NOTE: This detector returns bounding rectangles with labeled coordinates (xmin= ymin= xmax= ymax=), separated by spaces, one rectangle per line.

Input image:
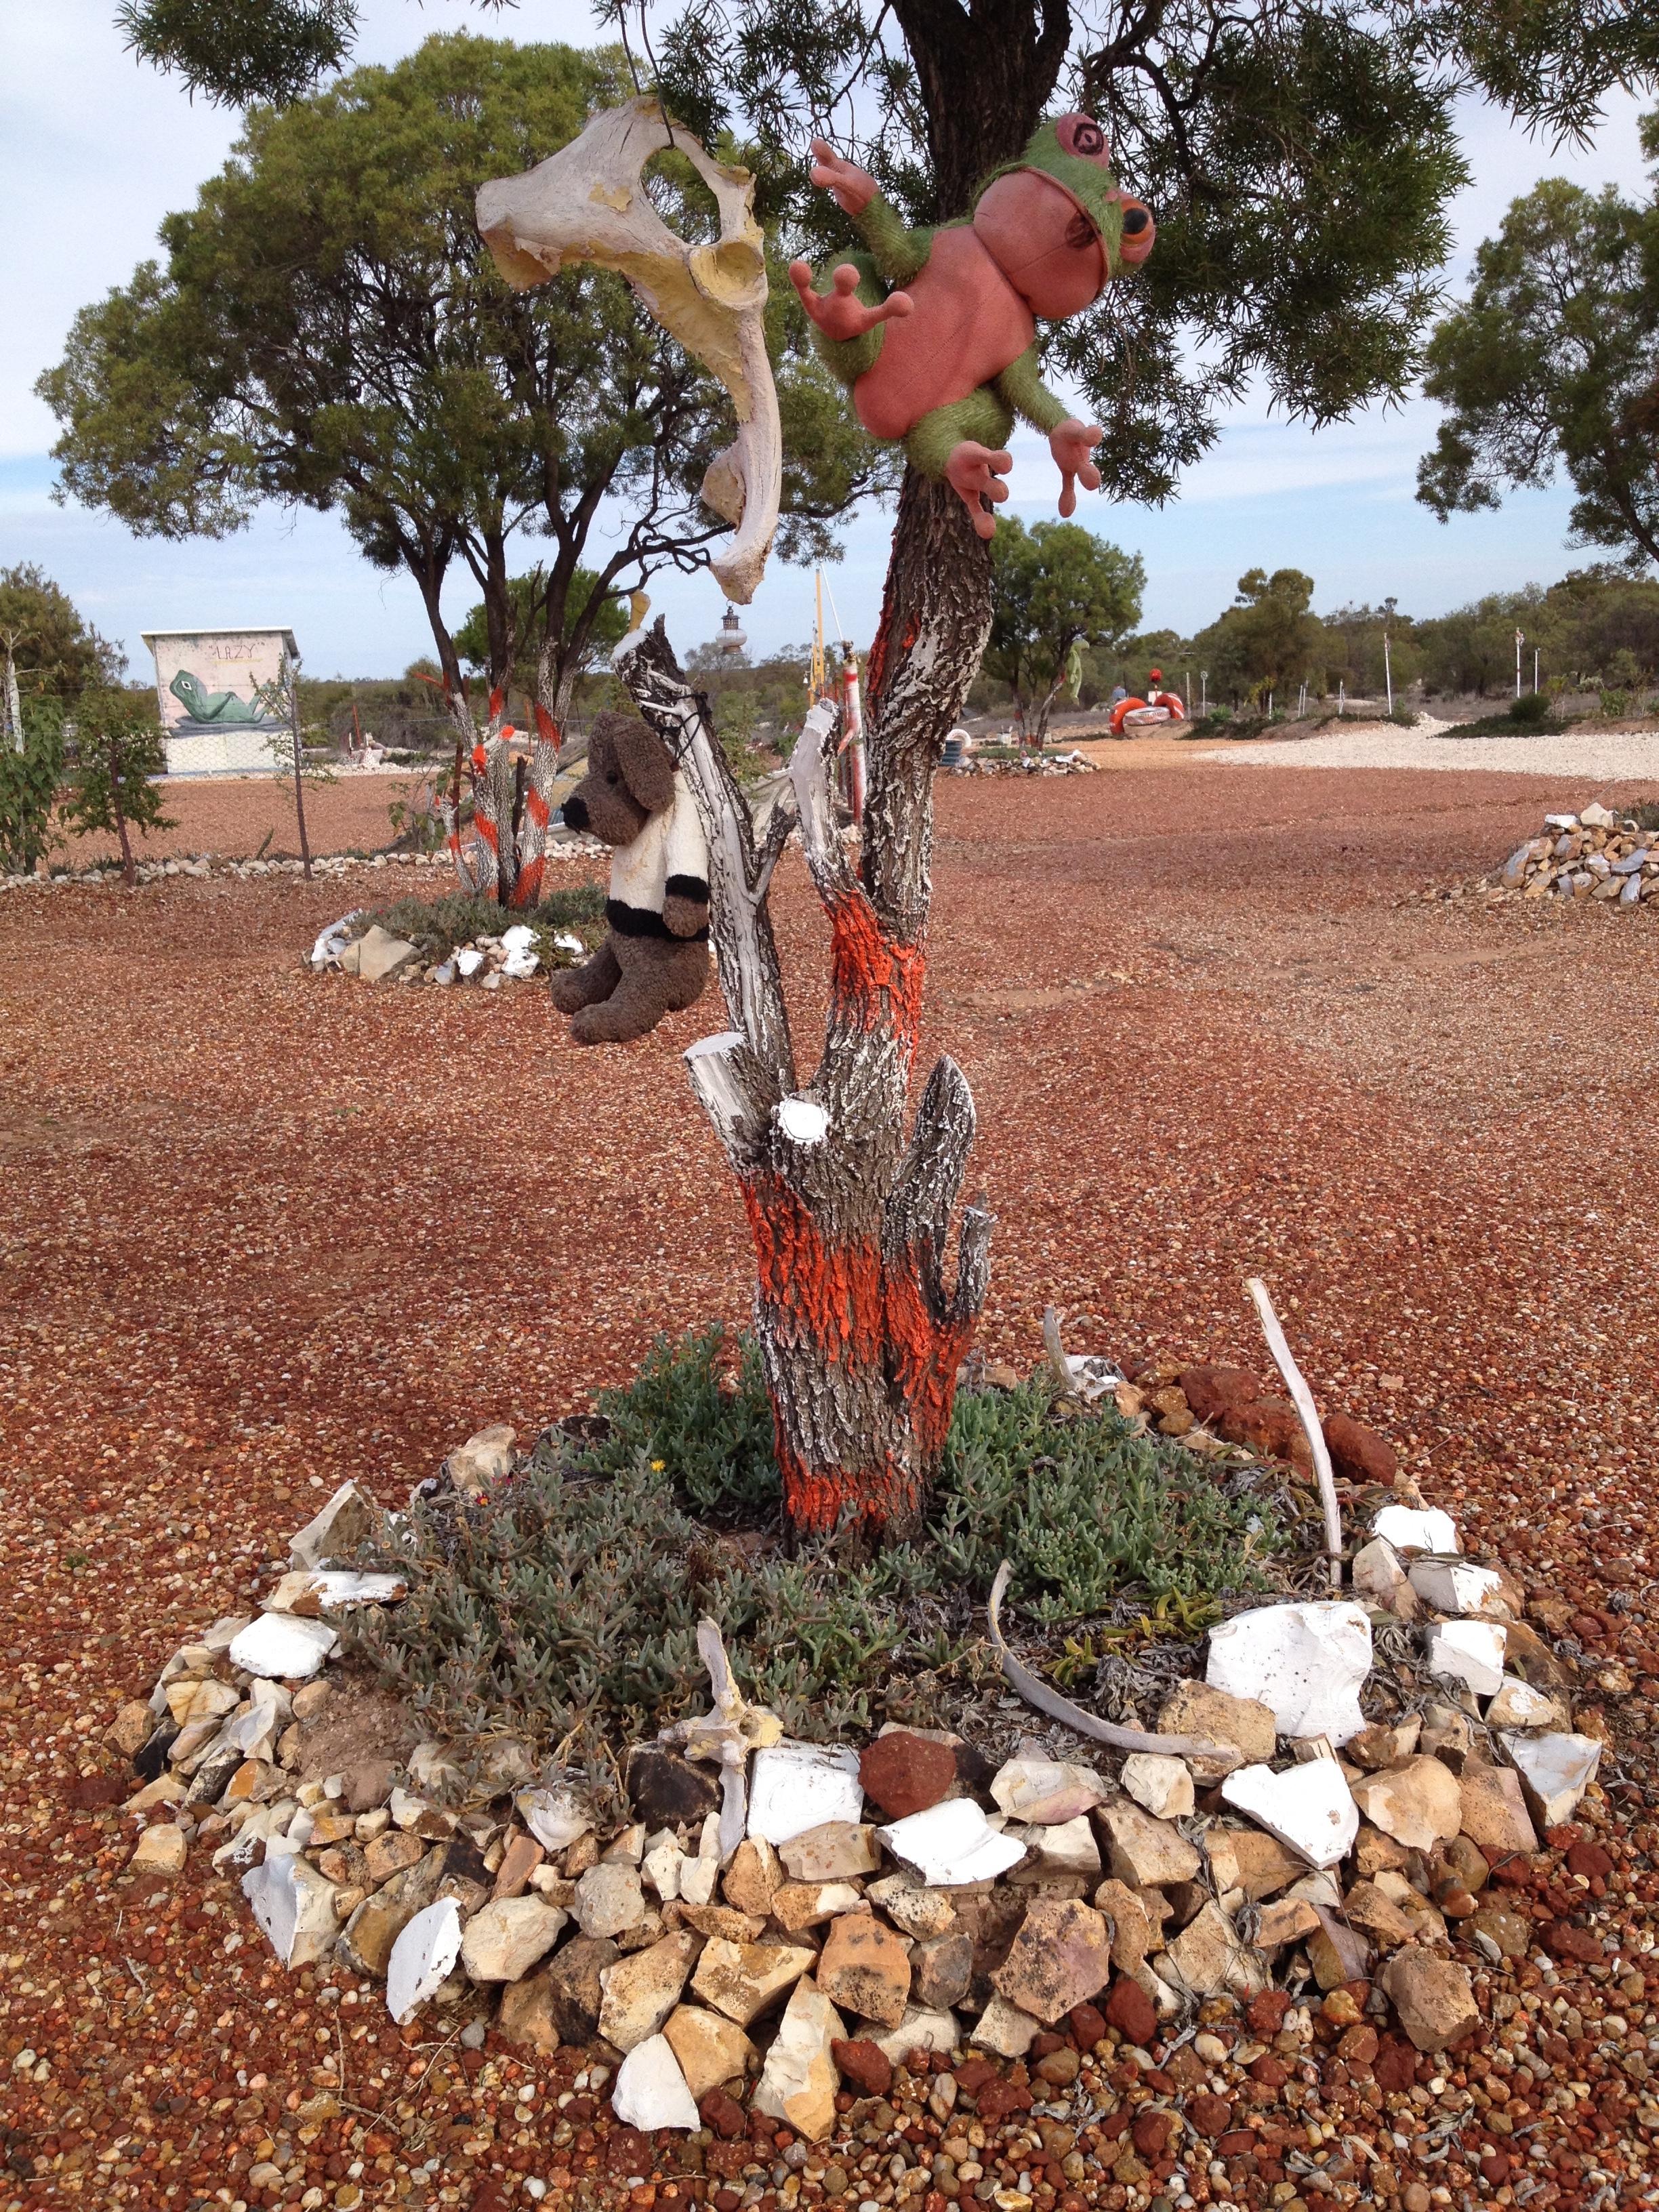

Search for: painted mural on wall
xmin=142 ymin=628 xmax=298 ymax=775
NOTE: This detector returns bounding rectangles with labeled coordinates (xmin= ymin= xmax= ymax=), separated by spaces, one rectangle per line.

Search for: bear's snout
xmin=561 ymin=790 xmax=590 ymax=833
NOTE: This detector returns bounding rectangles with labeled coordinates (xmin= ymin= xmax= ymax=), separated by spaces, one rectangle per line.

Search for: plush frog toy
xmin=789 ymin=115 xmax=1153 ymax=538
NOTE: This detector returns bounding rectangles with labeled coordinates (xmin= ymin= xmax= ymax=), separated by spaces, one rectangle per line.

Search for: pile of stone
xmin=959 ymin=752 xmax=1098 ymax=777
xmin=310 ymin=918 xmax=583 ymax=989
xmin=102 ymin=1422 xmax=1631 ymax=2203
xmin=1 ymin=850 xmax=453 ymax=895
xmin=1486 ymin=804 xmax=1659 ymax=908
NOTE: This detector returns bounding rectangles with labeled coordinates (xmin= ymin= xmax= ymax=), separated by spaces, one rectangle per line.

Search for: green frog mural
xmin=169 ymin=668 xmax=276 ymax=727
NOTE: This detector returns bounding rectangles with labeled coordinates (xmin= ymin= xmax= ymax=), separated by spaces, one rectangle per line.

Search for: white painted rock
xmin=460 ymin=1896 xmax=569 ymax=1983
xmin=1120 ymin=1753 xmax=1194 ymax=1822
xmin=1206 ymin=1601 xmax=1372 ymax=1746
xmin=263 ymin=1570 xmax=407 ymax=1615
xmin=227 ymin=1612 xmax=337 ymax=1681
xmin=989 ymin=1757 xmax=1109 ymax=1824
xmin=611 ymin=2034 xmax=701 ymax=2131
xmin=876 ymin=1797 xmax=1027 ymax=1887
xmin=386 ymin=1898 xmax=464 ymax=2025
xmin=288 ymin=1479 xmax=375 ymax=1570
xmin=1407 ymin=1561 xmax=1506 ymax=1618
xmin=500 ymin=923 xmax=536 ymax=954
xmin=516 ymin=1782 xmax=595 ymax=1853
xmin=1351 ymin=1538 xmax=1417 ymax=1619
xmin=1221 ymin=1759 xmax=1359 ymax=1868
xmin=1500 ymin=1732 xmax=1601 ymax=1828
xmin=747 ymin=1742 xmax=863 ymax=1845
xmin=1426 ymin=1620 xmax=1507 ymax=1698
xmin=1372 ymin=1506 xmax=1459 ymax=1556
xmin=241 ymin=1848 xmax=337 ymax=1967
xmin=1485 ymin=1679 xmax=1568 ymax=1732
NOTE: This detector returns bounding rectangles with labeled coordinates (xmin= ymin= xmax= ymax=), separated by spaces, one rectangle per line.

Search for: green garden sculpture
xmin=789 ymin=114 xmax=1154 ymax=538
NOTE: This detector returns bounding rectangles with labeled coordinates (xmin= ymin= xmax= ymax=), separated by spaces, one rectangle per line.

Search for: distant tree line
xmin=968 ymin=560 xmax=1659 ymax=719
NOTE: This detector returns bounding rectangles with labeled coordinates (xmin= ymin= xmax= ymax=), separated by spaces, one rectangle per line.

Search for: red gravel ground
xmin=3 ymin=759 xmax=1659 ymax=2209
xmin=51 ymin=774 xmax=427 ymax=867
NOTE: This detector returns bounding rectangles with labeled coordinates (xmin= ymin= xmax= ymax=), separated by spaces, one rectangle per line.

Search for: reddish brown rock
xmin=1188 ymin=2095 xmax=1233 ymax=2136
xmin=1103 ymin=1974 xmax=1157 ymax=2047
xmin=1322 ymin=1410 xmax=1397 ymax=1486
xmin=975 ymin=2078 xmax=1033 ymax=2125
xmin=1371 ymin=2036 xmax=1418 ymax=2093
xmin=1223 ymin=1396 xmax=1312 ymax=1470
xmin=858 ymin=1731 xmax=957 ymax=1819
xmin=1179 ymin=1365 xmax=1261 ymax=1427
xmin=830 ymin=2038 xmax=893 ymax=2097
xmin=1069 ymin=2001 xmax=1106 ymax=2051
xmin=1133 ymin=2110 xmax=1177 ymax=2156
xmin=1247 ymin=1989 xmax=1290 ymax=2037
xmin=699 ymin=2089 xmax=747 ymax=2139
xmin=1542 ymin=1921 xmax=1601 ymax=1963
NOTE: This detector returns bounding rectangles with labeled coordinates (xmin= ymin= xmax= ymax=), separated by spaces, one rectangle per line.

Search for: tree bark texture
xmin=617 ymin=471 xmax=995 ymax=1549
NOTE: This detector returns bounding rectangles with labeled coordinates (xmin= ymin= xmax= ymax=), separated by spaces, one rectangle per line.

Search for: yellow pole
xmin=813 ymin=571 xmax=826 ymax=699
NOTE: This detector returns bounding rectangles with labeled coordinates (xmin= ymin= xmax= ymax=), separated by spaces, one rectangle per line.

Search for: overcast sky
xmin=1 ymin=0 xmax=1649 ymax=678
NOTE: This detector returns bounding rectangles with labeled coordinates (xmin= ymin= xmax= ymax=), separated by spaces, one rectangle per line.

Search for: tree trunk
xmin=618 ymin=472 xmax=996 ymax=1551
xmin=288 ymin=681 xmax=312 ymax=881
xmin=111 ymin=741 xmax=135 ymax=890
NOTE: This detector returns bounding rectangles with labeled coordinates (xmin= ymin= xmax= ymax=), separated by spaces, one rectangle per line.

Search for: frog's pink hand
xmin=945 ymin=441 xmax=1013 ymax=539
xmin=790 ymin=260 xmax=914 ymax=342
xmin=1050 ymin=418 xmax=1104 ymax=515
xmin=808 ymin=136 xmax=878 ymax=215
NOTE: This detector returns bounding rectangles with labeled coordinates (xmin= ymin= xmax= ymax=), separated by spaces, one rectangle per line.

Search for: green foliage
xmin=58 ymin=688 xmax=174 ymax=849
xmin=986 ymin=518 xmax=1144 ymax=739
xmin=350 ymin=883 xmax=607 ymax=964
xmin=583 ymin=1327 xmax=781 ymax=1517
xmin=118 ymin=0 xmax=359 ymax=106
xmin=0 ymin=705 xmax=67 ymax=876
xmin=453 ymin=565 xmax=630 ymax=704
xmin=43 ymin=34 xmax=885 ymax=716
xmin=1418 ymin=165 xmax=1659 ymax=569
xmin=0 ymin=565 xmax=108 ymax=702
xmin=1189 ymin=569 xmax=1324 ymax=707
xmin=348 ymin=1332 xmax=1284 ymax=1756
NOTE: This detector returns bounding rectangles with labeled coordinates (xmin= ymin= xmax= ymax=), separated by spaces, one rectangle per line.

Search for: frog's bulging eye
xmin=1122 ymin=207 xmax=1151 ymax=237
xmin=1057 ymin=114 xmax=1109 ymax=162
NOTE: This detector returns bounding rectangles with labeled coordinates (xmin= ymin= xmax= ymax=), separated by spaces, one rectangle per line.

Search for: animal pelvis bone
xmin=476 ymin=98 xmax=780 ymax=605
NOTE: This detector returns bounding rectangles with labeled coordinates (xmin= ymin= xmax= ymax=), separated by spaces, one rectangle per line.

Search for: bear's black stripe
xmin=606 ymin=897 xmax=711 ymax=943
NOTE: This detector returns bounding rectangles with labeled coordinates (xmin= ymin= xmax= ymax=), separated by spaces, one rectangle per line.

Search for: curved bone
xmin=476 ymin=97 xmax=781 ymax=603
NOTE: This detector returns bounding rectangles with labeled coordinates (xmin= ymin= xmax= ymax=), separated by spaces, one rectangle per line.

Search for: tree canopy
xmin=45 ymin=34 xmax=885 ymax=720
xmin=1416 ymin=133 xmax=1659 ymax=571
xmin=0 ymin=565 xmax=110 ymax=701
xmin=116 ymin=1 xmax=1659 ymax=512
xmin=986 ymin=518 xmax=1143 ymax=737
xmin=1189 ymin=567 xmax=1324 ymax=706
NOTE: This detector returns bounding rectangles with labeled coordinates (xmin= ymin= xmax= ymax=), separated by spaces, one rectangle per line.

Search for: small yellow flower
xmin=651 ymin=1459 xmax=666 ymax=1472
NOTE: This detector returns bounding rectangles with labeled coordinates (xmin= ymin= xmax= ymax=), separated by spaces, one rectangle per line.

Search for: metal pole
xmin=1384 ymin=633 xmax=1393 ymax=716
xmin=1534 ymin=649 xmax=1540 ymax=695
xmin=1515 ymin=629 xmax=1523 ymax=699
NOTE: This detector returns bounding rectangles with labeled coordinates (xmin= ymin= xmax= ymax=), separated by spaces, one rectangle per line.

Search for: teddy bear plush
xmin=551 ymin=711 xmax=711 ymax=1044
